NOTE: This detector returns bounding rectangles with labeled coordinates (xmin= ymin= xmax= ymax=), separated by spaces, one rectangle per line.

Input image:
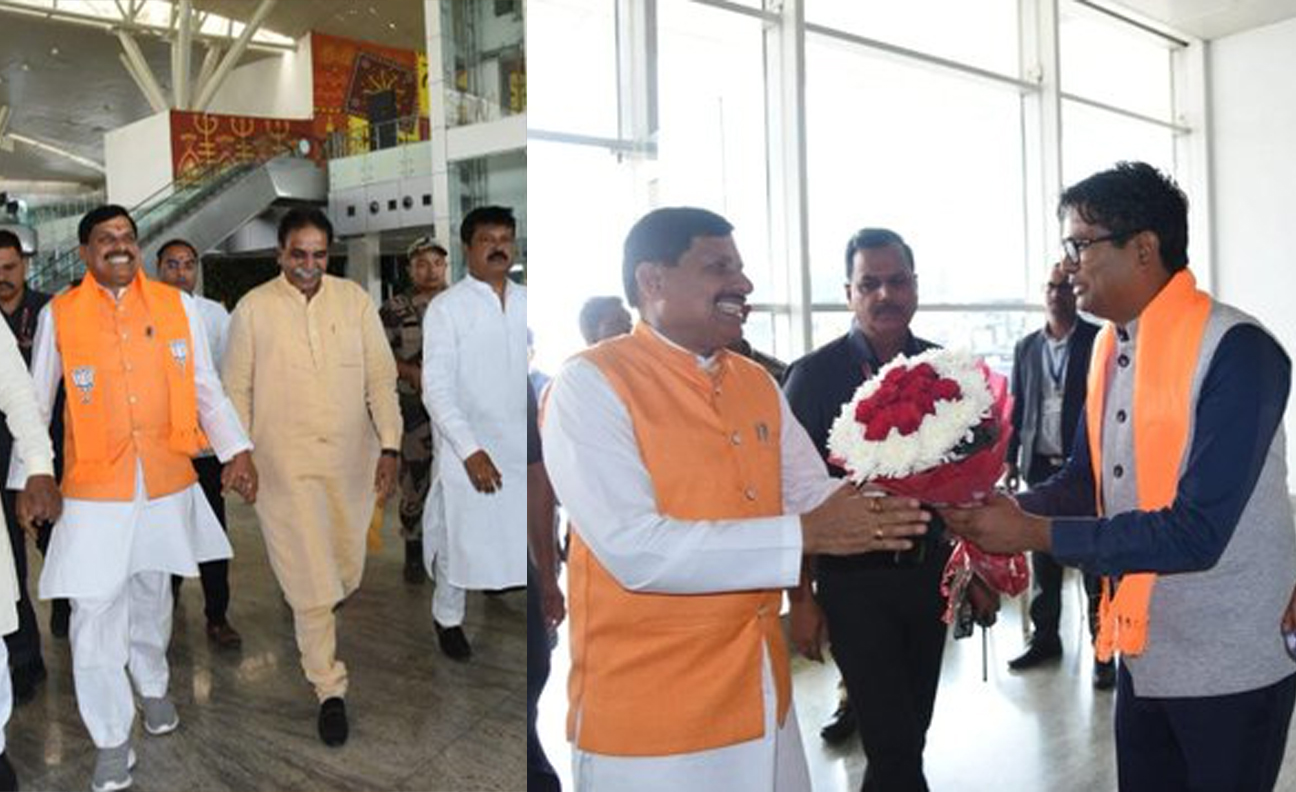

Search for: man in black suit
xmin=784 ymin=228 xmax=950 ymax=791
xmin=1003 ymin=262 xmax=1111 ymax=688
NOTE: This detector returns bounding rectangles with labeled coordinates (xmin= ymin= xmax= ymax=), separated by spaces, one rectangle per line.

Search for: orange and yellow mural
xmin=170 ymin=111 xmax=322 ymax=183
xmin=311 ymin=31 xmax=430 ymax=145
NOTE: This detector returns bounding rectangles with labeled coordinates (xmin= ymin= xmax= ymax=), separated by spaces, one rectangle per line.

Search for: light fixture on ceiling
xmin=50 ymin=46 xmax=60 ymax=56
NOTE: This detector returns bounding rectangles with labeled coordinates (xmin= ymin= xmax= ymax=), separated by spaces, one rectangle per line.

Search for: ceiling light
xmin=50 ymin=46 xmax=60 ymax=56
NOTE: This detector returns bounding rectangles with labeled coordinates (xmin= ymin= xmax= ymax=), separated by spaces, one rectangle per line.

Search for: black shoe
xmin=403 ymin=540 xmax=424 ymax=585
xmin=50 ymin=599 xmax=70 ymax=639
xmin=317 ymin=697 xmax=348 ymax=746
xmin=435 ymin=622 xmax=472 ymax=661
xmin=819 ymin=700 xmax=856 ymax=745
xmin=0 ymin=750 xmax=15 ymax=792
xmin=1093 ymin=659 xmax=1116 ymax=691
xmin=11 ymin=657 xmax=46 ymax=705
xmin=1007 ymin=638 xmax=1062 ymax=671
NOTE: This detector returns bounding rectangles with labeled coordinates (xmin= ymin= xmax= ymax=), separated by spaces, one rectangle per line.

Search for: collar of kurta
xmin=275 ymin=271 xmax=332 ymax=303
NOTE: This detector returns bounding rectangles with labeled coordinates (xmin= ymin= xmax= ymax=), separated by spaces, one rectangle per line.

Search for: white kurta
xmin=193 ymin=294 xmax=231 ymax=458
xmin=0 ymin=321 xmax=55 ymax=636
xmin=420 ymin=276 xmax=527 ymax=589
xmin=8 ymin=291 xmax=250 ymax=600
xmin=194 ymin=294 xmax=230 ymax=369
xmin=542 ymin=352 xmax=839 ymax=791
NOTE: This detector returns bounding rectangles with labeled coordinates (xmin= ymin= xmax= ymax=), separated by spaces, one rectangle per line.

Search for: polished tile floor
xmin=536 ymin=569 xmax=1296 ymax=791
xmin=5 ymin=499 xmax=525 ymax=792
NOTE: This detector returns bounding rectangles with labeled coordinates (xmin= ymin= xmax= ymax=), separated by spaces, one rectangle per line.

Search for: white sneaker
xmin=90 ymin=744 xmax=135 ymax=792
xmin=141 ymin=696 xmax=179 ymax=735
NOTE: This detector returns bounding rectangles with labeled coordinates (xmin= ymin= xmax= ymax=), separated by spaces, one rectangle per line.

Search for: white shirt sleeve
xmin=421 ymin=294 xmax=480 ymax=461
xmin=6 ymin=305 xmax=60 ymax=488
xmin=199 ymin=296 xmax=231 ymax=370
xmin=0 ymin=316 xmax=54 ymax=487
xmin=541 ymin=357 xmax=812 ymax=595
xmin=182 ymin=294 xmax=251 ymax=461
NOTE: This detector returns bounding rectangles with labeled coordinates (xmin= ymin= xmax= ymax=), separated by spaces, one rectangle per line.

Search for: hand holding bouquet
xmin=826 ymin=349 xmax=1029 ymax=627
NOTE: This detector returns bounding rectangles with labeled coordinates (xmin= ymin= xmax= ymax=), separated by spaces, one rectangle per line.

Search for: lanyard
xmin=1043 ymin=338 xmax=1068 ymax=391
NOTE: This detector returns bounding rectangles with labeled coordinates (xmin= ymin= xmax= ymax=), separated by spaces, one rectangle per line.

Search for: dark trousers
xmin=172 ymin=455 xmax=230 ymax=625
xmin=527 ymin=563 xmax=561 ymax=792
xmin=1 ymin=489 xmax=40 ymax=669
xmin=819 ymin=541 xmax=952 ymax=792
xmin=1026 ymin=456 xmax=1101 ymax=645
xmin=1115 ymin=665 xmax=1296 ymax=791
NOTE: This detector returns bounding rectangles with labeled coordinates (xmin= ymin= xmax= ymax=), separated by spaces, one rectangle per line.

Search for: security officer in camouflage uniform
xmin=380 ymin=236 xmax=449 ymax=582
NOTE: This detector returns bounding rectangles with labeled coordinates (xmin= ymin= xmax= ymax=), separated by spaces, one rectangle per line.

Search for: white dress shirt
xmin=8 ymin=289 xmax=251 ymax=599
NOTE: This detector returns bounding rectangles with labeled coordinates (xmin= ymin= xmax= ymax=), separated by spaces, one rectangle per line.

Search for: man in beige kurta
xmin=222 ymin=207 xmax=401 ymax=747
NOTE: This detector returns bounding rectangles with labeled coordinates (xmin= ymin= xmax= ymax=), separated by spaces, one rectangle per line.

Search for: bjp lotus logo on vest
xmin=169 ymin=339 xmax=189 ymax=370
xmin=71 ymin=366 xmax=95 ymax=404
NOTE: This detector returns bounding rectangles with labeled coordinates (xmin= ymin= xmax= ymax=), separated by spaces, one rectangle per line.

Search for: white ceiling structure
xmin=0 ymin=0 xmax=422 ymax=189
xmin=4 ymin=0 xmax=1296 ymax=192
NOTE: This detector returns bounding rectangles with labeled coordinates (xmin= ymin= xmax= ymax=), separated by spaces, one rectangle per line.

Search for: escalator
xmin=29 ymin=153 xmax=326 ymax=293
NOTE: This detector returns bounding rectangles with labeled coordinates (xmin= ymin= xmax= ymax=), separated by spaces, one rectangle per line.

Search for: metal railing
xmin=322 ymin=114 xmax=429 ymax=160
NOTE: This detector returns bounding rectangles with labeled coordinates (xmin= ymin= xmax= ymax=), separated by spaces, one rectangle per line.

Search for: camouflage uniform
xmin=380 ymin=289 xmax=439 ymax=540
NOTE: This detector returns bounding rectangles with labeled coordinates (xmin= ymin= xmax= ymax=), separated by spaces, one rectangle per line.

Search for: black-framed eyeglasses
xmin=1061 ymin=233 xmax=1130 ymax=263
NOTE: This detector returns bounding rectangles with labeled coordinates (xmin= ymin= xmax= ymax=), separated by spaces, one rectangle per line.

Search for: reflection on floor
xmin=537 ymin=569 xmax=1296 ymax=791
xmin=6 ymin=499 xmax=525 ymax=792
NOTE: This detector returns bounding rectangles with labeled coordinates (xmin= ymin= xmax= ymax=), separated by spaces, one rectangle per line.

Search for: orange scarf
xmin=1086 ymin=269 xmax=1211 ymax=661
xmin=52 ymin=271 xmax=208 ymax=477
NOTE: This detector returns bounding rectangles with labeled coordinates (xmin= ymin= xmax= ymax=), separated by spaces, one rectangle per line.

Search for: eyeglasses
xmin=1061 ymin=233 xmax=1130 ymax=263
xmin=856 ymin=273 xmax=916 ymax=293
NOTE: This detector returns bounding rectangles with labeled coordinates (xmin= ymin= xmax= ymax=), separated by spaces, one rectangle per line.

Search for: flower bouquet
xmin=826 ymin=349 xmax=1029 ymax=635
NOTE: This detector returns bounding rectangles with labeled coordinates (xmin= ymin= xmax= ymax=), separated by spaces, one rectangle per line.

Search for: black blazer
xmin=1007 ymin=318 xmax=1099 ymax=483
xmin=784 ymin=328 xmax=939 ymax=477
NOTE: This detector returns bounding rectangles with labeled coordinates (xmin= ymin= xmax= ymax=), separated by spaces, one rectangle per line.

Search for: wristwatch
xmin=381 ymin=448 xmax=399 ymax=458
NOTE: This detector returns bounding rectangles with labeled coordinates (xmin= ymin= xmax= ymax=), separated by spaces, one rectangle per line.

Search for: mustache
xmin=290 ymin=267 xmax=322 ymax=280
xmin=487 ymin=250 xmax=509 ymax=261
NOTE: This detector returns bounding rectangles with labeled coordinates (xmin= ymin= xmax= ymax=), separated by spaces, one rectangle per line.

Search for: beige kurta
xmin=222 ymin=274 xmax=400 ymax=610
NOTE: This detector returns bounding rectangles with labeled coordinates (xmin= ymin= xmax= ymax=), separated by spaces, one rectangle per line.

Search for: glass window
xmin=805 ymin=37 xmax=1028 ymax=307
xmin=655 ymin=0 xmax=773 ymax=301
xmin=806 ymin=0 xmax=1021 ymax=78
xmin=1061 ymin=100 xmax=1177 ymax=188
xmin=528 ymin=0 xmax=619 ymax=135
xmin=1060 ymin=4 xmax=1176 ymax=122
xmin=526 ymin=139 xmax=641 ymax=374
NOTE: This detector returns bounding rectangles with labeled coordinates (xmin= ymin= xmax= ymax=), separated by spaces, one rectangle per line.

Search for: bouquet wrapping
xmin=826 ymin=349 xmax=1029 ymax=626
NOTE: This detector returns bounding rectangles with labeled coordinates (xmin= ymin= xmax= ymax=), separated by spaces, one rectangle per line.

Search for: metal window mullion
xmin=1059 ymin=91 xmax=1189 ymax=133
xmin=764 ymin=0 xmax=810 ymax=359
xmin=805 ymin=22 xmax=1038 ymax=94
xmin=1020 ymin=0 xmax=1063 ymax=290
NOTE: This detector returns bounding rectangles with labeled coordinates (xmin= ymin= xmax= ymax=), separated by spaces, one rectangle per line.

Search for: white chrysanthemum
xmin=826 ymin=348 xmax=995 ymax=483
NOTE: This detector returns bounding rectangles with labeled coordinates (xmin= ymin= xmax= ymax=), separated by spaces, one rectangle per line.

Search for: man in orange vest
xmin=542 ymin=207 xmax=935 ymax=791
xmin=943 ymin=162 xmax=1296 ymax=789
xmin=8 ymin=205 xmax=257 ymax=792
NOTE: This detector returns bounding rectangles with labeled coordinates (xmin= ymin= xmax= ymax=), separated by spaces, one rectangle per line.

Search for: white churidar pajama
xmin=9 ymin=291 xmax=249 ymax=748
